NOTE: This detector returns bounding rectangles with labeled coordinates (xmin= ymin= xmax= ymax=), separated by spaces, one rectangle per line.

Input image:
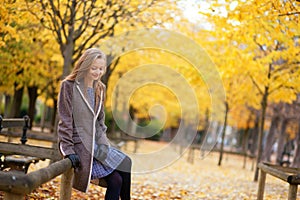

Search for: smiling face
xmin=86 ymin=58 xmax=106 ymax=84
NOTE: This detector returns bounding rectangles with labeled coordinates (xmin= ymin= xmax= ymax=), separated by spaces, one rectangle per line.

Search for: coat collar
xmin=75 ymin=80 xmax=103 ymax=117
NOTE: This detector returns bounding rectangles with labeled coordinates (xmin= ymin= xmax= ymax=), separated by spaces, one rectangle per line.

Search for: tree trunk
xmin=242 ymin=125 xmax=250 ymax=169
xmin=50 ymin=98 xmax=58 ymax=164
xmin=40 ymin=99 xmax=47 ymax=132
xmin=4 ymin=94 xmax=11 ymax=117
xmin=28 ymin=86 xmax=39 ymax=129
xmin=9 ymin=84 xmax=24 ymax=118
xmin=262 ymin=115 xmax=280 ymax=162
xmin=200 ymin=108 xmax=210 ymax=157
xmin=254 ymin=87 xmax=269 ymax=182
xmin=51 ymin=99 xmax=57 ymax=133
xmin=291 ymin=124 xmax=300 ymax=168
xmin=0 ymin=94 xmax=3 ymax=115
xmin=61 ymin=42 xmax=74 ymax=79
xmin=218 ymin=102 xmax=229 ymax=166
xmin=276 ymin=119 xmax=288 ymax=164
xmin=103 ymin=55 xmax=120 ymax=88
xmin=249 ymin=115 xmax=259 ymax=156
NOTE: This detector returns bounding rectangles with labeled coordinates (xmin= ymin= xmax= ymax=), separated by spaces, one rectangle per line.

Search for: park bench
xmin=0 ymin=115 xmax=60 ymax=173
xmin=257 ymin=162 xmax=300 ymax=200
xmin=0 ymin=115 xmax=69 ymax=200
xmin=0 ymin=115 xmax=38 ymax=173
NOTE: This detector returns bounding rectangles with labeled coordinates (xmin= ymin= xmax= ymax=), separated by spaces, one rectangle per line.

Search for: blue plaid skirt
xmin=91 ymin=147 xmax=126 ymax=179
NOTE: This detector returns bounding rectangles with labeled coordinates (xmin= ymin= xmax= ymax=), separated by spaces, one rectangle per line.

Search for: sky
xmin=177 ymin=0 xmax=217 ymax=30
xmin=177 ymin=0 xmax=240 ymax=30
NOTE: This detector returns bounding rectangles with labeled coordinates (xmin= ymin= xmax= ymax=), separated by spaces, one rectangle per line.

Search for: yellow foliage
xmin=106 ymin=48 xmax=208 ymax=128
xmin=192 ymin=0 xmax=300 ymax=129
xmin=1 ymin=0 xmax=299 ymax=133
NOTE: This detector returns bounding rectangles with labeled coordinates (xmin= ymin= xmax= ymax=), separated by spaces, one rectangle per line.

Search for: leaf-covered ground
xmin=1 ymin=140 xmax=299 ymax=199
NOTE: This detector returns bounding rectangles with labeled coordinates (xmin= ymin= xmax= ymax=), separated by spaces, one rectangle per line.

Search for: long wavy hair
xmin=64 ymin=48 xmax=107 ymax=109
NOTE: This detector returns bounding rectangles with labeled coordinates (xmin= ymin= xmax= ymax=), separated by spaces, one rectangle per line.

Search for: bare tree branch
xmin=278 ymin=12 xmax=300 ymax=16
xmin=50 ymin=0 xmax=67 ymax=41
xmin=26 ymin=0 xmax=166 ymax=78
xmin=25 ymin=2 xmax=51 ymax=30
xmin=248 ymin=73 xmax=264 ymax=95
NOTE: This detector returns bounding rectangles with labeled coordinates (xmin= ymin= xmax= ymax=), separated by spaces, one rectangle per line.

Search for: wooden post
xmin=257 ymin=170 xmax=266 ymax=200
xmin=287 ymin=184 xmax=298 ymax=200
xmin=60 ymin=168 xmax=74 ymax=200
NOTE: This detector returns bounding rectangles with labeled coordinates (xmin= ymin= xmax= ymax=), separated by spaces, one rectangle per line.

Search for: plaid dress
xmin=87 ymin=87 xmax=126 ymax=180
xmin=91 ymin=147 xmax=126 ymax=179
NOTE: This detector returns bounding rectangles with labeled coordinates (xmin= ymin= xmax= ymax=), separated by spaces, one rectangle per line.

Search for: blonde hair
xmin=64 ymin=48 xmax=107 ymax=109
xmin=65 ymin=48 xmax=107 ymax=82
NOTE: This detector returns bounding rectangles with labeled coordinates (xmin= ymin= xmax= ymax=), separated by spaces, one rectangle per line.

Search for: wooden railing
xmin=0 ymin=116 xmax=74 ymax=199
xmin=0 ymin=116 xmax=60 ymax=173
xmin=0 ymin=158 xmax=73 ymax=200
xmin=257 ymin=162 xmax=300 ymax=200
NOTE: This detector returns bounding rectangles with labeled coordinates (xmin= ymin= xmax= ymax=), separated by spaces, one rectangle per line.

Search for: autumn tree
xmin=292 ymin=95 xmax=300 ymax=168
xmin=1 ymin=0 xmax=181 ymax=128
xmin=233 ymin=0 xmax=299 ymax=181
xmin=0 ymin=1 xmax=62 ymax=128
xmin=19 ymin=0 xmax=182 ymax=130
xmin=199 ymin=0 xmax=300 ymax=177
xmin=0 ymin=1 xmax=27 ymax=117
xmin=26 ymin=0 xmax=176 ymax=81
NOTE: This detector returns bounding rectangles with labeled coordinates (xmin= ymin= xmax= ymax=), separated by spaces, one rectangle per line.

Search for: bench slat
xmin=1 ymin=119 xmax=26 ymax=128
xmin=1 ymin=155 xmax=41 ymax=173
xmin=5 ymin=156 xmax=40 ymax=164
xmin=0 ymin=142 xmax=61 ymax=161
xmin=0 ymin=131 xmax=57 ymax=142
xmin=265 ymin=163 xmax=300 ymax=174
xmin=258 ymin=163 xmax=300 ymax=184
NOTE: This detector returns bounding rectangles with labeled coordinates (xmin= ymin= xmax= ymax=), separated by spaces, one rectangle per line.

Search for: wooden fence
xmin=257 ymin=162 xmax=300 ymax=200
xmin=0 ymin=158 xmax=73 ymax=200
xmin=0 ymin=116 xmax=74 ymax=199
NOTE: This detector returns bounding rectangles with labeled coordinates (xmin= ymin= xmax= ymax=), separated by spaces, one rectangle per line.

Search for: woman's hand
xmin=67 ymin=154 xmax=81 ymax=169
xmin=94 ymin=144 xmax=109 ymax=161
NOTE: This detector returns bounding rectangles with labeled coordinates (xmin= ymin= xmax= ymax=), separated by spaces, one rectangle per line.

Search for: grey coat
xmin=57 ymin=80 xmax=110 ymax=192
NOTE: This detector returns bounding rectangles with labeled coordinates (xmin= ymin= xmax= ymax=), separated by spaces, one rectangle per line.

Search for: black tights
xmin=104 ymin=156 xmax=131 ymax=200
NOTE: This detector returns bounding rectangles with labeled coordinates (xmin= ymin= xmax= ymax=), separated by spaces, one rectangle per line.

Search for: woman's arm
xmin=57 ymin=81 xmax=76 ymax=156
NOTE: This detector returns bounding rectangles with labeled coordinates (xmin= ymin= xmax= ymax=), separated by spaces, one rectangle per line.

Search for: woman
xmin=57 ymin=48 xmax=131 ymax=200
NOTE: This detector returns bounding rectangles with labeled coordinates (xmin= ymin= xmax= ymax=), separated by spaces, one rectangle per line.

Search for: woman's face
xmin=86 ymin=58 xmax=106 ymax=81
